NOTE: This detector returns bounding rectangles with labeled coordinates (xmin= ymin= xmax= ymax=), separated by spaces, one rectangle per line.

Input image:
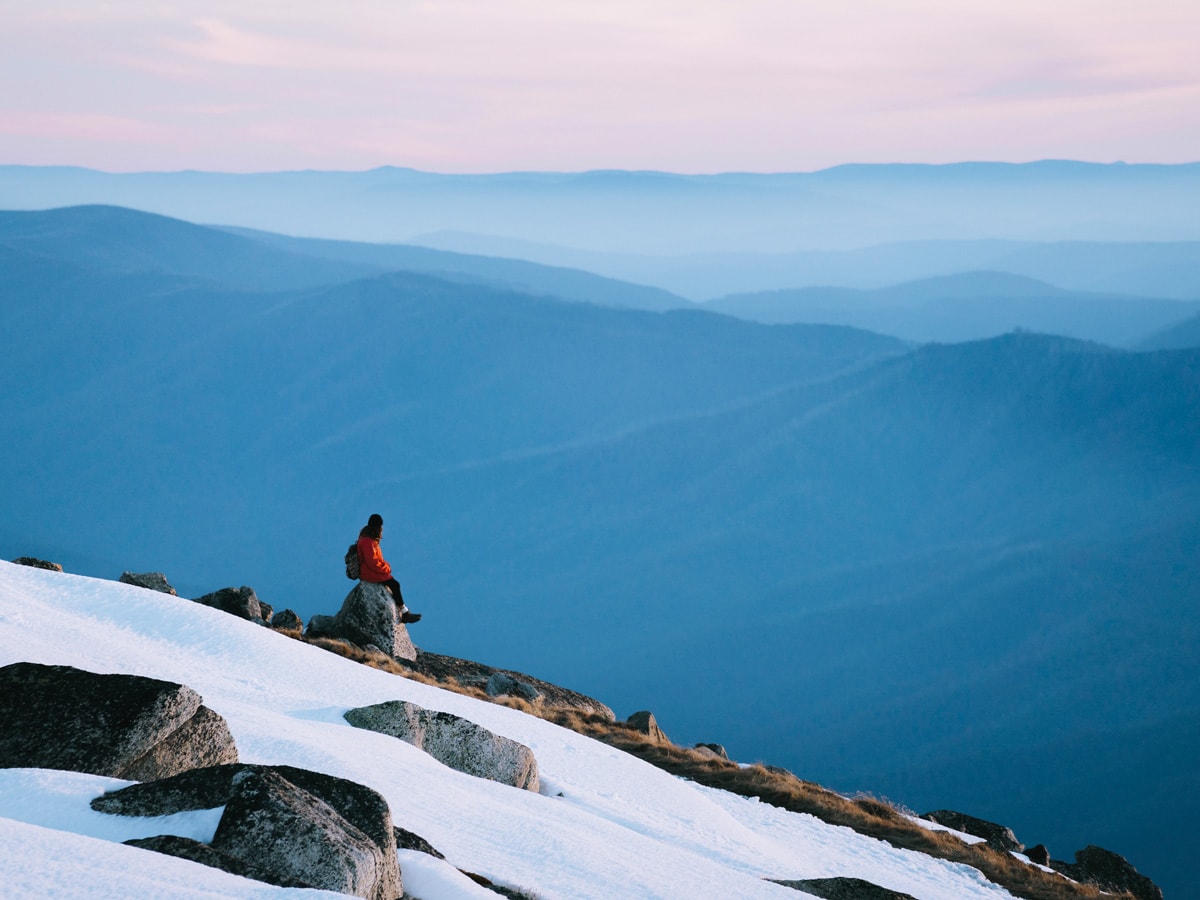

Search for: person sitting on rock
xmin=357 ymin=513 xmax=421 ymax=624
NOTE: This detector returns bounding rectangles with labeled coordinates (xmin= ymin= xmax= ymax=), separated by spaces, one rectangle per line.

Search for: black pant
xmin=379 ymin=578 xmax=404 ymax=606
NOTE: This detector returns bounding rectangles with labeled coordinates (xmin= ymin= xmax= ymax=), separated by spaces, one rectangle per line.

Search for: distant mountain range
xmin=3 ymin=161 xmax=1199 ymax=255
xmin=0 ymin=205 xmax=689 ymax=311
xmin=1 ymin=204 xmax=1196 ymax=896
xmin=413 ymin=231 xmax=1200 ymax=302
xmin=704 ymin=271 xmax=1200 ymax=345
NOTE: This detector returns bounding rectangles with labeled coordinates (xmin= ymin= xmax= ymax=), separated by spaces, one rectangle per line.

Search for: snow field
xmin=0 ymin=561 xmax=1015 ymax=899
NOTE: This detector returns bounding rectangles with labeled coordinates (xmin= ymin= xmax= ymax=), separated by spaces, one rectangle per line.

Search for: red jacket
xmin=357 ymin=535 xmax=392 ymax=582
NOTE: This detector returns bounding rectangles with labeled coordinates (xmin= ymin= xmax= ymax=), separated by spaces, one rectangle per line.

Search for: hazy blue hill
xmin=0 ymin=205 xmax=373 ymax=291
xmin=987 ymin=240 xmax=1200 ymax=300
xmin=410 ymin=233 xmax=1200 ymax=304
xmin=0 ymin=246 xmax=904 ymax=593
xmin=706 ymin=271 xmax=1199 ymax=345
xmin=1137 ymin=312 xmax=1200 ymax=350
xmin=222 ymin=225 xmax=692 ymax=311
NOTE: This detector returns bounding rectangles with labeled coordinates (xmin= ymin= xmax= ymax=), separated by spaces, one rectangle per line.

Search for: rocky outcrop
xmin=694 ymin=742 xmax=729 ymax=760
xmin=270 ymin=608 xmax=303 ymax=632
xmin=11 ymin=556 xmax=63 ymax=571
xmin=626 ymin=710 xmax=670 ymax=745
xmin=0 ymin=662 xmax=236 ymax=780
xmin=772 ymin=877 xmax=918 ymax=899
xmin=93 ymin=763 xmax=402 ymax=900
xmin=119 ymin=571 xmax=177 ymax=595
xmin=408 ymin=650 xmax=614 ymax=720
xmin=307 ymin=582 xmax=416 ymax=662
xmin=1051 ymin=845 xmax=1163 ymax=900
xmin=486 ymin=672 xmax=542 ymax=703
xmin=1024 ymin=843 xmax=1051 ymax=866
xmin=345 ymin=699 xmax=539 ymax=792
xmin=920 ymin=809 xmax=1023 ymax=852
xmin=193 ymin=585 xmax=266 ymax=622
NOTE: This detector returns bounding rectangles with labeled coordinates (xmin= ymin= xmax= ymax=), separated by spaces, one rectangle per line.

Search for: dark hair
xmin=360 ymin=513 xmax=383 ymax=540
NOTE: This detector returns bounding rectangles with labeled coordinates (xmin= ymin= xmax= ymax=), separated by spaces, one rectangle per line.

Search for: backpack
xmin=344 ymin=542 xmax=360 ymax=580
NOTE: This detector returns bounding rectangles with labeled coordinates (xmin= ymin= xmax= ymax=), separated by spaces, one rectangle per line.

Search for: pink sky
xmin=2 ymin=1 xmax=1198 ymax=173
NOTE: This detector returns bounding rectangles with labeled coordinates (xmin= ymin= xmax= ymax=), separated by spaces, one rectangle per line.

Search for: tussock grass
xmin=296 ymin=633 xmax=1131 ymax=900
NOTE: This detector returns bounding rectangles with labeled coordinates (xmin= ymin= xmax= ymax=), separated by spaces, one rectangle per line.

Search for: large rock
xmin=119 ymin=571 xmax=177 ymax=595
xmin=94 ymin=763 xmax=402 ymax=900
xmin=325 ymin=581 xmax=416 ymax=662
xmin=345 ymin=699 xmax=539 ymax=791
xmin=193 ymin=585 xmax=264 ymax=622
xmin=0 ymin=662 xmax=237 ymax=780
xmin=1052 ymin=845 xmax=1163 ymax=900
xmin=920 ymin=809 xmax=1023 ymax=852
xmin=214 ymin=769 xmax=393 ymax=899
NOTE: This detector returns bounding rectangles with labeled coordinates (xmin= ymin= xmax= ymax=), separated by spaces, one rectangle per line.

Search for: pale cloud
xmin=1 ymin=0 xmax=1197 ymax=170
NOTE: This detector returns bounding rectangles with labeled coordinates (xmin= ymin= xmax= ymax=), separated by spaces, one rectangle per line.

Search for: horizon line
xmin=4 ymin=159 xmax=1200 ymax=178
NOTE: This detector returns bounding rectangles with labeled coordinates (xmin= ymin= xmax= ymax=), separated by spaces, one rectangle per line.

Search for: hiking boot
xmin=400 ymin=611 xmax=422 ymax=624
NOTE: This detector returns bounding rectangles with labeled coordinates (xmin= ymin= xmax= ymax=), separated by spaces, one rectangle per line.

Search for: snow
xmin=0 ymin=817 xmax=341 ymax=899
xmin=0 ymin=768 xmax=223 ymax=844
xmin=908 ymin=813 xmax=989 ymax=844
xmin=0 ymin=560 xmax=1017 ymax=899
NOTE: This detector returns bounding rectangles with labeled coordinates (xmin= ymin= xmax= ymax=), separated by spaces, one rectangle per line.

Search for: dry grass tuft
xmin=303 ymin=636 xmax=413 ymax=676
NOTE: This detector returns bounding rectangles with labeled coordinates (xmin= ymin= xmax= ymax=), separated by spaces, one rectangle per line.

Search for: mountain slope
xmin=224 ymin=226 xmax=692 ymax=311
xmin=1136 ymin=311 xmax=1200 ymax=350
xmin=0 ymin=205 xmax=373 ymax=291
xmin=380 ymin=335 xmax=1197 ymax=896
xmin=0 ymin=560 xmax=1021 ymax=899
xmin=0 ymin=205 xmax=690 ymax=311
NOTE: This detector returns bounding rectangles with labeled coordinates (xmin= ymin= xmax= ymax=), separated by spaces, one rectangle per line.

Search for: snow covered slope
xmin=0 ymin=560 xmax=1013 ymax=899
